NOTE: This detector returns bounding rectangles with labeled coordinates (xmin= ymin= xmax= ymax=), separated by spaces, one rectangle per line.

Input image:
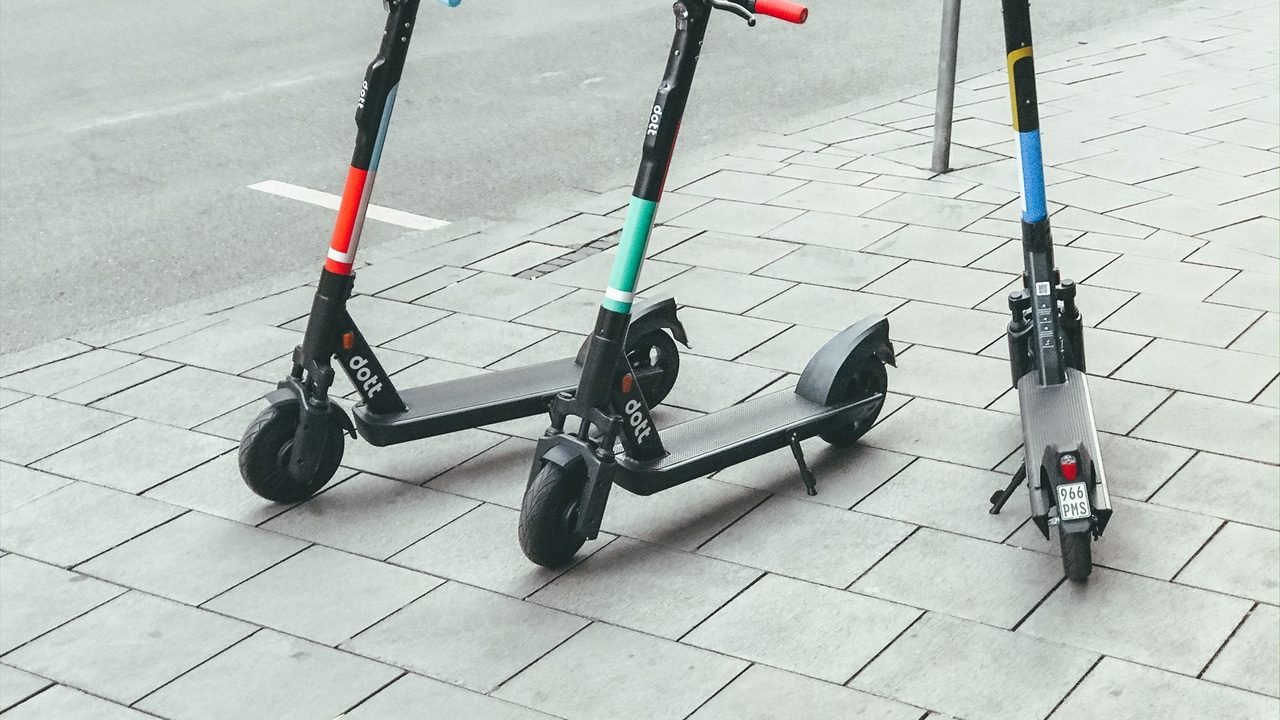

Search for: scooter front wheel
xmin=1060 ymin=530 xmax=1093 ymax=582
xmin=239 ymin=399 xmax=344 ymax=503
xmin=627 ymin=329 xmax=680 ymax=407
xmin=519 ymin=462 xmax=587 ymax=568
xmin=819 ymin=358 xmax=888 ymax=446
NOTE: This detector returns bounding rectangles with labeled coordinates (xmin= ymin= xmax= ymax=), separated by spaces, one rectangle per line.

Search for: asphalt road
xmin=0 ymin=0 xmax=1182 ymax=351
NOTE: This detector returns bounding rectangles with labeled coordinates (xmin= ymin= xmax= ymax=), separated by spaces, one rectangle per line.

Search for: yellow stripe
xmin=1006 ymin=45 xmax=1034 ymax=131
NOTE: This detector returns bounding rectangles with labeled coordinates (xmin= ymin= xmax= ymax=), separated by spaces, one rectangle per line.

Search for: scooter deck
xmin=353 ymin=357 xmax=581 ymax=446
xmin=1017 ymin=366 xmax=1112 ymax=513
xmin=614 ymin=389 xmax=879 ymax=495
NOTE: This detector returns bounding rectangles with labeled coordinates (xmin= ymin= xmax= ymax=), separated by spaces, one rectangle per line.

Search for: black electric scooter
xmin=517 ymin=0 xmax=897 ymax=568
xmin=986 ymin=0 xmax=1112 ymax=581
xmin=240 ymin=0 xmax=687 ymax=503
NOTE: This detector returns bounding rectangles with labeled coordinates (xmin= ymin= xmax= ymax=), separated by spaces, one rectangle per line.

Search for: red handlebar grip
xmin=754 ymin=0 xmax=808 ymax=23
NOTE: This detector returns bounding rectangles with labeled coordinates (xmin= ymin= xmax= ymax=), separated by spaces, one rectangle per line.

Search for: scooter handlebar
xmin=752 ymin=0 xmax=808 ymax=24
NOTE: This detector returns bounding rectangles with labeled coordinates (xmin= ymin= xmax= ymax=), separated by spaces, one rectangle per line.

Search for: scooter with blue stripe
xmin=987 ymin=0 xmax=1113 ymax=581
xmin=517 ymin=0 xmax=896 ymax=568
xmin=238 ymin=0 xmax=688 ymax=504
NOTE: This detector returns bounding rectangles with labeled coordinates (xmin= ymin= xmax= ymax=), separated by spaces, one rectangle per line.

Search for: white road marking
xmin=248 ymin=180 xmax=449 ymax=231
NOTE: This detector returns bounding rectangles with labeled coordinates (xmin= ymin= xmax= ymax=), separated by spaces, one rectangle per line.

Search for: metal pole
xmin=931 ymin=0 xmax=962 ymax=174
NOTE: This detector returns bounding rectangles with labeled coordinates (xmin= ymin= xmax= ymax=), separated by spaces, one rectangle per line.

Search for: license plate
xmin=1056 ymin=482 xmax=1091 ymax=521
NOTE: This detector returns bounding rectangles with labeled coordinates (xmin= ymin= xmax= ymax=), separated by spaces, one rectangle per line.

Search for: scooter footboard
xmin=1018 ymin=367 xmax=1112 ymax=534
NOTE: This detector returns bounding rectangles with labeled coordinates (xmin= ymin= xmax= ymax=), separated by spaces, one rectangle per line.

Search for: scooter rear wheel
xmin=627 ymin=329 xmax=680 ymax=406
xmin=819 ymin=358 xmax=888 ymax=446
xmin=519 ymin=462 xmax=587 ymax=568
xmin=240 ymin=399 xmax=344 ymax=503
xmin=1060 ymin=530 xmax=1093 ymax=582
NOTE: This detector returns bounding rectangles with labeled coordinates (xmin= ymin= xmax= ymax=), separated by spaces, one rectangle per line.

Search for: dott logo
xmin=347 ymin=354 xmax=384 ymax=397
xmin=646 ymin=104 xmax=663 ymax=136
xmin=356 ymin=81 xmax=369 ymax=112
xmin=624 ymin=398 xmax=652 ymax=442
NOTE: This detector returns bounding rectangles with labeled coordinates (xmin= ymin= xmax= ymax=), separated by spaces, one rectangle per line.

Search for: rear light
xmin=1059 ymin=454 xmax=1079 ymax=481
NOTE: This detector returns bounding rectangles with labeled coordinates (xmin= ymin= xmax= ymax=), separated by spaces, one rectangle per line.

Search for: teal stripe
xmin=602 ymin=196 xmax=657 ymax=313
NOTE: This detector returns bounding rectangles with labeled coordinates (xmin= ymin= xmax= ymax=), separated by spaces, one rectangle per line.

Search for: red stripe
xmin=325 ymin=166 xmax=369 ymax=275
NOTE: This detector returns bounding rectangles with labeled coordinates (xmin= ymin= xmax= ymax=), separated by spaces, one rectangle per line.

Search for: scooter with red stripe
xmin=986 ymin=0 xmax=1112 ymax=581
xmin=240 ymin=0 xmax=687 ymax=503
xmin=517 ymin=0 xmax=896 ymax=568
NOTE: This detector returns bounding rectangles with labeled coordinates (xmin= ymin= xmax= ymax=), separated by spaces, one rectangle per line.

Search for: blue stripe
xmin=1018 ymin=130 xmax=1047 ymax=222
xmin=369 ymin=84 xmax=398 ymax=173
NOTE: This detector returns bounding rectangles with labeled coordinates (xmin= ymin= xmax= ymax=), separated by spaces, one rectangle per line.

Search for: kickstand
xmin=788 ymin=432 xmax=818 ymax=496
xmin=989 ymin=465 xmax=1027 ymax=515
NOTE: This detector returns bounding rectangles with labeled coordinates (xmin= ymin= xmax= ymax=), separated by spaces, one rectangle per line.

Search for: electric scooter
xmin=240 ymin=0 xmax=687 ymax=503
xmin=986 ymin=0 xmax=1112 ymax=581
xmin=517 ymin=0 xmax=897 ymax=568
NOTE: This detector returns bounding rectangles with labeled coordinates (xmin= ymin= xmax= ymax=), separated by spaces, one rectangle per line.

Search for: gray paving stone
xmin=1 ymin=685 xmax=151 ymax=720
xmin=1115 ymin=339 xmax=1276 ymax=401
xmin=93 ymin=366 xmax=269 ymax=429
xmin=885 ymin=302 xmax=1006 ymax=353
xmin=213 ymin=285 xmax=313 ymax=326
xmin=866 ymin=193 xmax=998 ymax=231
xmin=762 ymin=211 xmax=902 ymax=253
xmin=863 ymin=225 xmax=1005 ymax=266
xmin=688 ymin=664 xmax=921 ymax=720
xmin=1211 ymin=269 xmax=1280 ymax=313
xmin=1088 ymin=254 xmax=1235 ymax=301
xmin=376 ymin=265 xmax=475 ymax=302
xmin=1153 ymin=452 xmax=1279 ymax=529
xmin=0 ymin=555 xmax=123 ymax=654
xmin=1020 ymin=567 xmax=1250 ymax=675
xmin=0 ymin=464 xmax=70 ymax=514
xmin=514 ymin=287 xmax=612 ymax=333
xmin=856 ymin=458 xmax=1026 ymax=541
xmin=341 ymin=426 xmax=506 ymax=484
xmin=603 ymin=476 xmax=765 ymax=550
xmin=1052 ymin=656 xmax=1278 ymax=720
xmin=33 ymin=419 xmax=232 ymax=494
xmin=1179 ymin=522 xmax=1279 ymax=604
xmin=679 ymin=170 xmax=805 ymax=203
xmin=329 ymin=294 xmax=453 ymax=345
xmin=759 ymin=246 xmax=905 ymax=293
xmin=864 ymin=260 xmax=1013 ymax=309
xmin=649 ymin=266 xmax=792 ymax=314
xmin=1069 ymin=229 xmax=1203 ymax=261
xmin=668 ymin=198 xmax=803 ymax=236
xmin=1203 ymin=604 xmax=1280 ymax=698
xmin=1134 ymin=391 xmax=1279 ymax=464
xmin=347 ymin=673 xmax=558 ymax=720
xmin=766 ymin=182 xmax=900 ymax=218
xmin=425 ymin=435 xmax=536 ymax=509
xmin=771 ymin=164 xmax=879 ymax=187
xmin=748 ymin=284 xmax=905 ymax=332
xmin=1114 ymin=195 xmax=1260 ymax=236
xmin=654 ymin=232 xmax=797 ymax=273
xmin=796 ymin=117 xmax=889 ymax=144
xmin=0 ymin=665 xmax=50 ymax=713
xmin=137 ymin=629 xmax=400 ymax=720
xmin=861 ymin=399 xmax=1021 ymax=471
xmin=539 ymin=250 xmax=687 ymax=293
xmin=736 ymin=325 xmax=840 ymax=373
xmin=700 ymin=496 xmax=912 ymax=588
xmin=1191 ymin=227 xmax=1280 ymax=270
xmin=686 ymin=574 xmax=919 ymax=683
xmin=1141 ymin=166 xmax=1277 ymax=205
xmin=470 ymin=241 xmax=569 ymax=275
xmin=144 ymin=450 xmax=310 ymax=525
xmin=1051 ymin=206 xmax=1156 ymax=238
xmin=856 ymin=528 xmax=1063 ymax=628
xmin=0 ymin=339 xmax=90 ymax=378
xmin=1050 ymin=175 xmax=1166 ymax=213
xmin=50 ymin=357 xmax=180 ymax=406
xmin=418 ymin=272 xmax=572 ymax=322
xmin=343 ymin=581 xmax=587 ymax=692
xmin=715 ymin=439 xmax=913 ymax=509
xmin=852 ymin=612 xmax=1096 ymax=720
xmin=0 ymin=349 xmax=139 ymax=397
xmin=971 ymin=240 xmax=1119 ymax=282
xmin=674 ymin=307 xmax=788 ymax=361
xmin=79 ymin=511 xmax=305 ymax=605
xmin=532 ymin=538 xmax=759 ymax=639
xmin=147 ymin=321 xmax=301 ymax=374
xmin=1101 ymin=293 xmax=1261 ymax=348
xmin=526 ymin=213 xmax=622 ymax=248
xmin=263 ymin=472 xmax=478 ymax=559
xmin=0 ymin=397 xmax=126 ymax=465
xmin=495 ymin=622 xmax=745 ymax=720
xmin=5 ymin=591 xmax=252 ymax=704
xmin=0 ymin=482 xmax=181 ymax=567
xmin=890 ymin=345 xmax=1010 ymax=407
xmin=385 ymin=313 xmax=550 ymax=367
xmin=206 ymin=545 xmax=441 ymax=645
xmin=663 ymin=354 xmax=783 ymax=413
xmin=0 ymin=387 xmax=26 ymax=408
xmin=1170 ymin=140 xmax=1280 ymax=176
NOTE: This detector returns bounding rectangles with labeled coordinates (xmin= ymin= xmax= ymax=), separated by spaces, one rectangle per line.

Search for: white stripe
xmin=248 ymin=180 xmax=449 ymax=231
xmin=327 ymin=247 xmax=353 ymax=264
xmin=604 ymin=287 xmax=635 ymax=304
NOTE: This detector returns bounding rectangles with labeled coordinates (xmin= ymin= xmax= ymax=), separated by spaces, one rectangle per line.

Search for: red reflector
xmin=620 ymin=374 xmax=634 ymax=394
xmin=342 ymin=332 xmax=355 ymax=351
xmin=1059 ymin=454 xmax=1078 ymax=481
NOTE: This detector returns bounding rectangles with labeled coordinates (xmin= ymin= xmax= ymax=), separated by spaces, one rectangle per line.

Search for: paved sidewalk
xmin=1 ymin=1 xmax=1277 ymax=718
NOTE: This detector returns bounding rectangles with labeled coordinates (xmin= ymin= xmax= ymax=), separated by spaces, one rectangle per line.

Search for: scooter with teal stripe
xmin=986 ymin=0 xmax=1112 ymax=582
xmin=518 ymin=0 xmax=895 ymax=567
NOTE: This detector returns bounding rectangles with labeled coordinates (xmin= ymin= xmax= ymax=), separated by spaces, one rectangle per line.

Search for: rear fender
xmin=576 ymin=295 xmax=689 ymax=365
xmin=795 ymin=315 xmax=895 ymax=406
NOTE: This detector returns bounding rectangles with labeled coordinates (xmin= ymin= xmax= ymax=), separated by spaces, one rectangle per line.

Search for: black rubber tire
xmin=239 ymin=399 xmax=344 ymax=503
xmin=1060 ymin=530 xmax=1093 ymax=582
xmin=519 ymin=462 xmax=587 ymax=568
xmin=626 ymin=329 xmax=680 ymax=407
xmin=819 ymin=358 xmax=889 ymax=446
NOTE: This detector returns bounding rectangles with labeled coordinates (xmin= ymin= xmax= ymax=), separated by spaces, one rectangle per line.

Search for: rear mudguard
xmin=795 ymin=315 xmax=895 ymax=406
xmin=575 ymin=295 xmax=689 ymax=365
